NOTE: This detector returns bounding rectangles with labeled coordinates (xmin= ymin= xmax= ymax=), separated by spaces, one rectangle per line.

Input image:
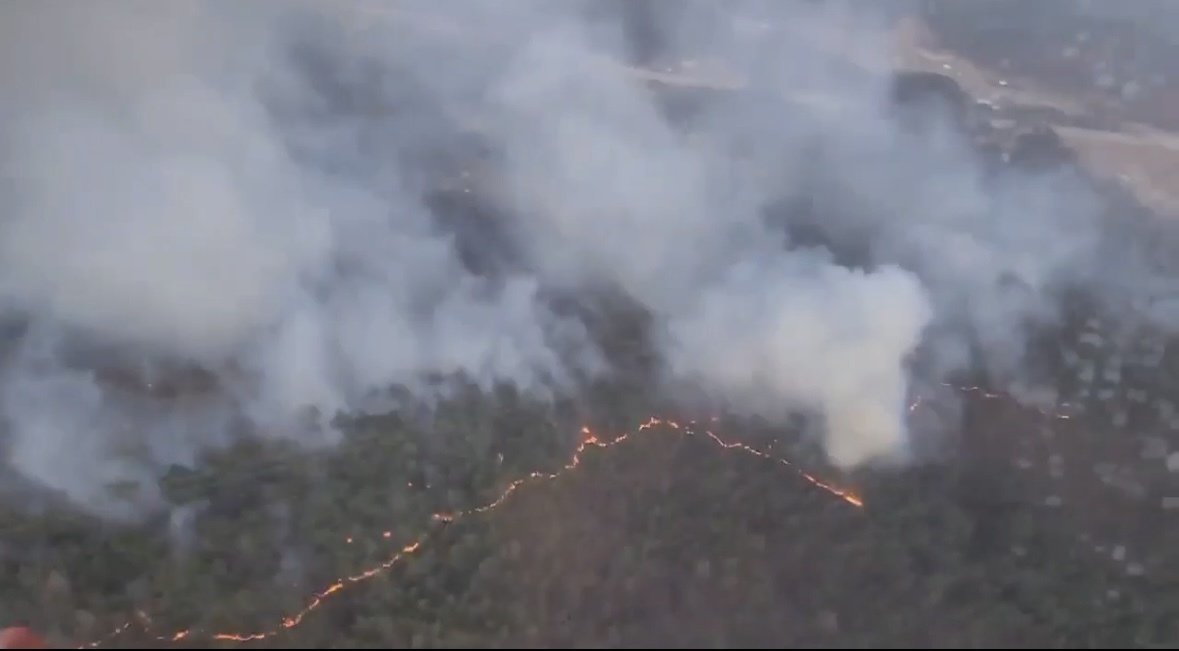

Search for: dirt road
xmin=893 ymin=15 xmax=1179 ymax=217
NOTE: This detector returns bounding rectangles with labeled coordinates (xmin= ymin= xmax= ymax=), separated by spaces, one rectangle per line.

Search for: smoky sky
xmin=0 ymin=0 xmax=1172 ymax=519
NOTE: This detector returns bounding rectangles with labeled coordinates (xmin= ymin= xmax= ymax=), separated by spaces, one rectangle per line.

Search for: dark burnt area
xmin=889 ymin=69 xmax=971 ymax=128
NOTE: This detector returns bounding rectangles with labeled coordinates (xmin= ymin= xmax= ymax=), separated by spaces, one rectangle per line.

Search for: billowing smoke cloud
xmin=0 ymin=1 xmax=1165 ymax=518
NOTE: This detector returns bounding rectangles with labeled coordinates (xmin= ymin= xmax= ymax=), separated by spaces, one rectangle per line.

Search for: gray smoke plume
xmin=0 ymin=1 xmax=1170 ymax=519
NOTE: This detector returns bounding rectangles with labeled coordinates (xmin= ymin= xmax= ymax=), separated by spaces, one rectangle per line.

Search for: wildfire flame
xmin=945 ymin=383 xmax=1075 ymax=421
xmin=81 ymin=382 xmax=1076 ymax=648
xmin=82 ymin=416 xmax=861 ymax=647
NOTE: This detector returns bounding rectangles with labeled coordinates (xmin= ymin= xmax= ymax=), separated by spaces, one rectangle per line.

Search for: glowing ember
xmin=82 ymin=384 xmax=1069 ymax=647
xmin=82 ymin=416 xmax=862 ymax=647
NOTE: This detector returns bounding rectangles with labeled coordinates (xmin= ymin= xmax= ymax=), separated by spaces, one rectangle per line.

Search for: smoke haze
xmin=0 ymin=1 xmax=1169 ymax=518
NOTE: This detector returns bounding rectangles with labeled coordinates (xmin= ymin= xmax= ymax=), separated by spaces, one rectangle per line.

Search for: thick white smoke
xmin=480 ymin=19 xmax=935 ymax=467
xmin=0 ymin=1 xmax=1160 ymax=518
xmin=0 ymin=1 xmax=595 ymax=517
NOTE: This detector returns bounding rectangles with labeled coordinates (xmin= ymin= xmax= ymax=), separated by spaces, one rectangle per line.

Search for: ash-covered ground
xmin=4 ymin=2 xmax=1179 ymax=648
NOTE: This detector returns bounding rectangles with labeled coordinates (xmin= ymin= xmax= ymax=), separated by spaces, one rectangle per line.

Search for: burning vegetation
xmin=5 ymin=3 xmax=1179 ymax=649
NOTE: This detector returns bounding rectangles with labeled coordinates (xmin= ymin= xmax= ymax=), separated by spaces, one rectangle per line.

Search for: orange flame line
xmin=82 ymin=416 xmax=861 ymax=647
xmin=82 ymin=382 xmax=1079 ymax=647
xmin=937 ymin=382 xmax=1076 ymax=421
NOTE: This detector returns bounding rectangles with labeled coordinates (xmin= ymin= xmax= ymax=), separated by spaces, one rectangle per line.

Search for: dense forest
xmin=0 ymin=376 xmax=1175 ymax=648
xmin=6 ymin=7 xmax=1179 ymax=649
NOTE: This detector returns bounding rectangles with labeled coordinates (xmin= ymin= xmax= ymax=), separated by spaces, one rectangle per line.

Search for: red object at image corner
xmin=0 ymin=628 xmax=48 ymax=650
